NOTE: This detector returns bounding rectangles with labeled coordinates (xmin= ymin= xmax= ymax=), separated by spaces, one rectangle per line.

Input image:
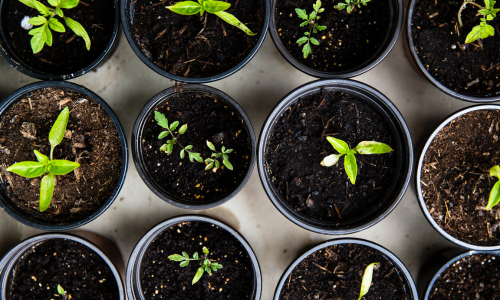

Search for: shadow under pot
xmin=126 ymin=215 xmax=262 ymax=300
xmin=258 ymin=79 xmax=413 ymax=234
xmin=274 ymin=238 xmax=418 ymax=299
xmin=120 ymin=0 xmax=270 ymax=83
xmin=0 ymin=0 xmax=120 ymax=80
xmin=416 ymin=105 xmax=500 ymax=250
xmin=0 ymin=81 xmax=128 ymax=230
xmin=0 ymin=233 xmax=125 ymax=300
xmin=406 ymin=0 xmax=500 ymax=102
xmin=269 ymin=0 xmax=402 ymax=78
xmin=419 ymin=249 xmax=500 ymax=299
xmin=132 ymin=84 xmax=255 ymax=209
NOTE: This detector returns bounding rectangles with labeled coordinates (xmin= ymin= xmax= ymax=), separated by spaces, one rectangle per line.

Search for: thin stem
xmin=458 ymin=0 xmax=485 ymax=27
xmin=50 ymin=146 xmax=54 ymax=161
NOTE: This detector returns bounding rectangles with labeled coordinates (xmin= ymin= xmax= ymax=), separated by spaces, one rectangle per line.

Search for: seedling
xmin=205 ymin=140 xmax=233 ymax=172
xmin=18 ymin=0 xmax=91 ymax=54
xmin=51 ymin=284 xmax=69 ymax=300
xmin=320 ymin=137 xmax=393 ymax=184
xmin=168 ymin=246 xmax=223 ymax=285
xmin=335 ymin=0 xmax=371 ymax=13
xmin=458 ymin=0 xmax=499 ymax=44
xmin=358 ymin=262 xmax=378 ymax=300
xmin=166 ymin=0 xmax=256 ymax=36
xmin=155 ymin=111 xmax=202 ymax=163
xmin=6 ymin=107 xmax=80 ymax=212
xmin=296 ymin=0 xmax=327 ymax=58
xmin=486 ymin=165 xmax=500 ymax=210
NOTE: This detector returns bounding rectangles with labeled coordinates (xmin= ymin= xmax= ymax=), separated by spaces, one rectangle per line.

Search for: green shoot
xmin=51 ymin=284 xmax=68 ymax=300
xmin=295 ymin=0 xmax=327 ymax=58
xmin=6 ymin=107 xmax=80 ymax=212
xmin=205 ymin=140 xmax=233 ymax=172
xmin=166 ymin=0 xmax=256 ymax=36
xmin=486 ymin=165 xmax=500 ymax=209
xmin=155 ymin=111 xmax=202 ymax=163
xmin=168 ymin=246 xmax=223 ymax=285
xmin=335 ymin=0 xmax=371 ymax=13
xmin=18 ymin=0 xmax=91 ymax=53
xmin=320 ymin=137 xmax=393 ymax=184
xmin=458 ymin=0 xmax=499 ymax=44
xmin=358 ymin=262 xmax=378 ymax=300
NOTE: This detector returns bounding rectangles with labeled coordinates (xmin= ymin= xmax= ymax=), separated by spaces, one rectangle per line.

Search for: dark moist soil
xmin=279 ymin=243 xmax=411 ymax=299
xmin=411 ymin=0 xmax=500 ymax=95
xmin=1 ymin=0 xmax=115 ymax=75
xmin=265 ymin=89 xmax=397 ymax=222
xmin=429 ymin=253 xmax=500 ymax=299
xmin=421 ymin=110 xmax=500 ymax=246
xmin=275 ymin=0 xmax=391 ymax=72
xmin=141 ymin=92 xmax=251 ymax=202
xmin=0 ymin=87 xmax=123 ymax=224
xmin=131 ymin=0 xmax=264 ymax=78
xmin=140 ymin=221 xmax=254 ymax=300
xmin=8 ymin=238 xmax=120 ymax=300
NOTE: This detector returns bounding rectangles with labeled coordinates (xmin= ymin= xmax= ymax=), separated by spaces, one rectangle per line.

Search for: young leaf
xmin=203 ymin=0 xmax=231 ymax=13
xmin=168 ymin=254 xmax=186 ymax=262
xmin=206 ymin=140 xmax=216 ymax=151
xmin=160 ymin=144 xmax=168 ymax=152
xmin=300 ymin=20 xmax=309 ymax=27
xmin=48 ymin=160 xmax=80 ymax=175
xmin=185 ymin=145 xmax=193 ymax=150
xmin=221 ymin=153 xmax=228 ymax=161
xmin=166 ymin=1 xmax=202 ymax=15
xmin=34 ymin=1 xmax=50 ymax=15
xmin=155 ymin=111 xmax=169 ymax=129
xmin=224 ymin=148 xmax=233 ymax=153
xmin=44 ymin=24 xmax=53 ymax=46
xmin=310 ymin=37 xmax=319 ymax=45
xmin=57 ymin=284 xmax=65 ymax=295
xmin=193 ymin=252 xmax=199 ymax=259
xmin=354 ymin=141 xmax=393 ymax=155
xmin=203 ymin=246 xmax=209 ymax=254
xmin=211 ymin=263 xmax=223 ymax=271
xmin=205 ymin=161 xmax=214 ymax=170
xmin=49 ymin=107 xmax=70 ymax=148
xmin=28 ymin=16 xmax=47 ymax=26
xmin=358 ymin=262 xmax=378 ymax=300
xmin=344 ymin=153 xmax=357 ymax=184
xmin=39 ymin=174 xmax=55 ymax=212
xmin=180 ymin=149 xmax=185 ymax=159
xmin=192 ymin=267 xmax=204 ymax=285
xmin=49 ymin=18 xmax=66 ymax=32
xmin=487 ymin=181 xmax=500 ymax=210
xmin=336 ymin=2 xmax=348 ymax=10
xmin=178 ymin=124 xmax=187 ymax=135
xmin=214 ymin=160 xmax=220 ymax=169
xmin=223 ymin=159 xmax=233 ymax=170
xmin=34 ymin=150 xmax=49 ymax=164
xmin=59 ymin=0 xmax=79 ymax=9
xmin=297 ymin=36 xmax=308 ymax=45
xmin=189 ymin=152 xmax=203 ymax=163
xmin=19 ymin=0 xmax=38 ymax=9
xmin=170 ymin=121 xmax=179 ymax=131
xmin=47 ymin=0 xmax=61 ymax=6
xmin=166 ymin=143 xmax=174 ymax=154
xmin=465 ymin=23 xmax=494 ymax=43
xmin=320 ymin=154 xmax=343 ymax=167
xmin=6 ymin=161 xmax=47 ymax=178
xmin=182 ymin=251 xmax=189 ymax=259
xmin=302 ymin=41 xmax=311 ymax=58
xmin=158 ymin=131 xmax=169 ymax=139
xmin=316 ymin=25 xmax=327 ymax=31
xmin=64 ymin=17 xmax=91 ymax=50
xmin=180 ymin=260 xmax=189 ymax=267
xmin=326 ymin=137 xmax=350 ymax=154
xmin=214 ymin=11 xmax=256 ymax=36
xmin=491 ymin=165 xmax=500 ymax=178
xmin=295 ymin=8 xmax=308 ymax=20
xmin=55 ymin=7 xmax=64 ymax=17
xmin=30 ymin=24 xmax=48 ymax=53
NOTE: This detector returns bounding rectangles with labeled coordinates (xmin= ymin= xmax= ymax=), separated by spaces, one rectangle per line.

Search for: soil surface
xmin=421 ymin=110 xmax=500 ymax=246
xmin=0 ymin=87 xmax=123 ymax=224
xmin=411 ymin=0 xmax=500 ymax=95
xmin=141 ymin=92 xmax=251 ymax=203
xmin=275 ymin=0 xmax=391 ymax=72
xmin=279 ymin=243 xmax=411 ymax=299
xmin=265 ymin=89 xmax=397 ymax=222
xmin=429 ymin=253 xmax=500 ymax=299
xmin=131 ymin=0 xmax=264 ymax=78
xmin=1 ymin=0 xmax=115 ymax=75
xmin=8 ymin=238 xmax=120 ymax=300
xmin=140 ymin=221 xmax=254 ymax=299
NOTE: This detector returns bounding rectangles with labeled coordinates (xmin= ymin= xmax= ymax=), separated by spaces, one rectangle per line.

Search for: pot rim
xmin=125 ymin=214 xmax=262 ymax=300
xmin=0 ymin=81 xmax=129 ymax=230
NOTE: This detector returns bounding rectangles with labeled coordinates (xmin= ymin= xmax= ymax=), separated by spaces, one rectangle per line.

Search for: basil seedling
xmin=358 ymin=262 xmax=378 ymax=300
xmin=18 ymin=0 xmax=91 ymax=53
xmin=6 ymin=107 xmax=80 ymax=212
xmin=166 ymin=0 xmax=256 ymax=36
xmin=458 ymin=0 xmax=499 ymax=44
xmin=320 ymin=137 xmax=393 ymax=184
xmin=335 ymin=0 xmax=371 ymax=13
xmin=169 ymin=246 xmax=223 ymax=285
xmin=205 ymin=140 xmax=233 ymax=172
xmin=296 ymin=0 xmax=327 ymax=58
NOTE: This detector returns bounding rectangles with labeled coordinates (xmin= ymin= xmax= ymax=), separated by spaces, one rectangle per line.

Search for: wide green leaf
xmin=203 ymin=0 xmax=230 ymax=13
xmin=223 ymin=159 xmax=233 ymax=170
xmin=64 ymin=17 xmax=91 ymax=50
xmin=491 ymin=165 xmax=500 ymax=178
xmin=170 ymin=121 xmax=179 ymax=131
xmin=49 ymin=18 xmax=66 ymax=32
xmin=56 ymin=7 xmax=64 ymax=17
xmin=465 ymin=23 xmax=494 ymax=43
xmin=487 ymin=181 xmax=500 ymax=210
xmin=34 ymin=150 xmax=49 ymax=164
xmin=158 ymin=131 xmax=169 ymax=139
xmin=296 ymin=36 xmax=308 ymax=45
xmin=358 ymin=262 xmax=378 ymax=300
xmin=310 ymin=37 xmax=319 ymax=45
xmin=192 ymin=267 xmax=204 ymax=284
xmin=320 ymin=154 xmax=343 ymax=167
xmin=354 ymin=141 xmax=393 ymax=155
xmin=344 ymin=153 xmax=357 ymax=184
xmin=30 ymin=24 xmax=48 ymax=53
xmin=168 ymin=254 xmax=186 ymax=262
xmin=188 ymin=152 xmax=203 ymax=163
xmin=59 ymin=0 xmax=79 ymax=9
xmin=19 ymin=0 xmax=38 ymax=9
xmin=155 ymin=111 xmax=169 ymax=129
xmin=28 ymin=16 xmax=47 ymax=26
xmin=49 ymin=107 xmax=70 ymax=148
xmin=214 ymin=11 xmax=256 ymax=36
xmin=48 ymin=160 xmax=80 ymax=175
xmin=34 ymin=1 xmax=50 ymax=15
xmin=326 ymin=136 xmax=350 ymax=154
xmin=295 ymin=8 xmax=308 ymax=20
xmin=180 ymin=260 xmax=189 ymax=267
xmin=39 ymin=174 xmax=55 ymax=212
xmin=57 ymin=284 xmax=65 ymax=295
xmin=47 ymin=0 xmax=61 ymax=6
xmin=167 ymin=1 xmax=202 ymax=15
xmin=7 ymin=161 xmax=47 ymax=178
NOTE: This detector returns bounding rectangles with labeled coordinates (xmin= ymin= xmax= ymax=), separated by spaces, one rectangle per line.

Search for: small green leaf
xmin=19 ymin=0 xmax=38 ymax=9
xmin=491 ymin=166 xmax=500 ymax=178
xmin=204 ymin=266 xmax=211 ymax=273
xmin=34 ymin=1 xmax=50 ymax=15
xmin=48 ymin=160 xmax=80 ymax=175
xmin=28 ymin=16 xmax=47 ymax=26
xmin=310 ymin=37 xmax=319 ymax=45
xmin=211 ymin=263 xmax=223 ymax=271
xmin=206 ymin=140 xmax=216 ymax=151
xmin=166 ymin=143 xmax=174 ymax=154
xmin=316 ymin=25 xmax=327 ymax=31
xmin=223 ymin=159 xmax=233 ymax=170
xmin=295 ymin=8 xmax=308 ymax=20
xmin=487 ymin=181 xmax=500 ymax=210
xmin=297 ymin=36 xmax=308 ymax=45
xmin=326 ymin=137 xmax=350 ymax=154
xmin=180 ymin=149 xmax=185 ymax=159
xmin=205 ymin=161 xmax=214 ymax=170
xmin=56 ymin=7 xmax=64 ymax=17
xmin=214 ymin=160 xmax=220 ymax=169
xmin=49 ymin=107 xmax=70 ymax=148
xmin=336 ymin=2 xmax=348 ymax=10
xmin=167 ymin=1 xmax=202 ymax=15
xmin=57 ymin=284 xmax=65 ymax=295
xmin=214 ymin=11 xmax=256 ymax=36
xmin=44 ymin=24 xmax=53 ymax=46
xmin=354 ymin=141 xmax=393 ymax=155
xmin=358 ymin=262 xmax=378 ymax=300
xmin=185 ymin=145 xmax=193 ymax=150
xmin=320 ymin=154 xmax=343 ymax=167
xmin=221 ymin=153 xmax=228 ymax=161
xmin=180 ymin=260 xmax=189 ymax=267
xmin=193 ymin=252 xmax=199 ymax=259
xmin=203 ymin=246 xmax=209 ymax=254
xmin=30 ymin=24 xmax=48 ymax=54
xmin=64 ymin=17 xmax=91 ymax=50
xmin=300 ymin=20 xmax=309 ymax=27
xmin=178 ymin=124 xmax=187 ymax=135
xmin=34 ymin=150 xmax=49 ymax=164
xmin=155 ymin=111 xmax=169 ymax=129
xmin=170 ymin=121 xmax=179 ymax=131
xmin=189 ymin=152 xmax=203 ymax=163
xmin=49 ymin=18 xmax=66 ymax=32
xmin=192 ymin=267 xmax=204 ymax=285
xmin=344 ymin=153 xmax=357 ymax=184
xmin=308 ymin=11 xmax=316 ymax=21
xmin=7 ymin=161 xmax=47 ymax=178
xmin=224 ymin=148 xmax=233 ymax=153
xmin=168 ymin=254 xmax=186 ymax=262
xmin=203 ymin=0 xmax=231 ymax=13
xmin=47 ymin=0 xmax=61 ymax=6
xmin=182 ymin=252 xmax=189 ymax=259
xmin=160 ymin=144 xmax=168 ymax=152
xmin=158 ymin=131 xmax=169 ymax=139
xmin=302 ymin=41 xmax=311 ymax=58
xmin=39 ymin=174 xmax=55 ymax=212
xmin=59 ymin=0 xmax=79 ymax=9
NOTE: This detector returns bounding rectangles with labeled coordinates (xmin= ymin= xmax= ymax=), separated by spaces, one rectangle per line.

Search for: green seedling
xmin=486 ymin=165 xmax=500 ymax=210
xmin=18 ymin=0 xmax=91 ymax=54
xmin=51 ymin=284 xmax=69 ymax=300
xmin=296 ymin=0 xmax=327 ymax=58
xmin=335 ymin=0 xmax=371 ymax=13
xmin=166 ymin=0 xmax=256 ymax=36
xmin=6 ymin=107 xmax=80 ymax=212
xmin=358 ymin=262 xmax=378 ymax=300
xmin=168 ymin=246 xmax=223 ymax=285
xmin=205 ymin=140 xmax=233 ymax=171
xmin=155 ymin=111 xmax=202 ymax=163
xmin=458 ymin=0 xmax=499 ymax=44
xmin=320 ymin=137 xmax=393 ymax=184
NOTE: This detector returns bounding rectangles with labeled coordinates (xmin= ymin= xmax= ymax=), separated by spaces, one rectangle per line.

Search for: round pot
xmin=269 ymin=0 xmax=403 ymax=78
xmin=415 ymin=105 xmax=500 ymax=250
xmin=126 ymin=214 xmax=262 ymax=300
xmin=0 ymin=232 xmax=126 ymax=300
xmin=0 ymin=81 xmax=128 ymax=230
xmin=257 ymin=79 xmax=413 ymax=234
xmin=274 ymin=238 xmax=418 ymax=299
xmin=0 ymin=0 xmax=120 ymax=81
xmin=120 ymin=0 xmax=270 ymax=83
xmin=132 ymin=84 xmax=255 ymax=210
xmin=405 ymin=0 xmax=500 ymax=102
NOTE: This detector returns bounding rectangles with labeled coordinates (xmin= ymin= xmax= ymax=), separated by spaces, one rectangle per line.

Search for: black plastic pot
xmin=126 ymin=215 xmax=262 ymax=300
xmin=415 ymin=104 xmax=500 ymax=250
xmin=257 ymin=79 xmax=413 ymax=234
xmin=0 ymin=0 xmax=120 ymax=81
xmin=120 ymin=0 xmax=270 ymax=83
xmin=0 ymin=81 xmax=128 ymax=230
xmin=274 ymin=238 xmax=418 ymax=299
xmin=406 ymin=0 xmax=500 ymax=102
xmin=132 ymin=84 xmax=255 ymax=210
xmin=269 ymin=0 xmax=403 ymax=78
xmin=0 ymin=232 xmax=126 ymax=300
